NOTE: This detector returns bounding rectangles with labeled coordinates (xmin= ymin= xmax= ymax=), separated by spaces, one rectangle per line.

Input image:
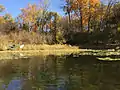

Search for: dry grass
xmin=0 ymin=35 xmax=10 ymax=51
xmin=22 ymin=44 xmax=78 ymax=50
xmin=0 ymin=30 xmax=79 ymax=51
xmin=0 ymin=31 xmax=55 ymax=50
xmin=0 ymin=30 xmax=79 ymax=53
xmin=8 ymin=31 xmax=54 ymax=44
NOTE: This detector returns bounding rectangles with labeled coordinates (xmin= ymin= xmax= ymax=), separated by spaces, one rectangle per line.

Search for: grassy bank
xmin=1 ymin=47 xmax=120 ymax=60
xmin=22 ymin=44 xmax=79 ymax=50
xmin=2 ymin=44 xmax=79 ymax=51
xmin=0 ymin=44 xmax=80 ymax=60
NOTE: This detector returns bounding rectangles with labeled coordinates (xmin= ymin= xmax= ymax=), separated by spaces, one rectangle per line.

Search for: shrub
xmin=0 ymin=30 xmax=55 ymax=50
xmin=56 ymin=30 xmax=66 ymax=44
xmin=8 ymin=31 xmax=54 ymax=44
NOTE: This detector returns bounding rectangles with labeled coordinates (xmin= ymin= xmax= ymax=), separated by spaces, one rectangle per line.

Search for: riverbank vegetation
xmin=0 ymin=0 xmax=120 ymax=50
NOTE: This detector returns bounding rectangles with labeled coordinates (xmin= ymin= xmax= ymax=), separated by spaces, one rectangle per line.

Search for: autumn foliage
xmin=0 ymin=0 xmax=120 ymax=46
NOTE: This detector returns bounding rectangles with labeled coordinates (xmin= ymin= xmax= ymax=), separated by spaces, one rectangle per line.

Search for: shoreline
xmin=0 ymin=48 xmax=120 ymax=60
xmin=1 ymin=44 xmax=79 ymax=51
xmin=0 ymin=49 xmax=80 ymax=53
xmin=0 ymin=49 xmax=80 ymax=60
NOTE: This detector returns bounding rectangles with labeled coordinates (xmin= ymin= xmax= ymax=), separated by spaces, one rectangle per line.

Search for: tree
xmin=19 ymin=0 xmax=50 ymax=32
xmin=87 ymin=0 xmax=100 ymax=32
xmin=0 ymin=5 xmax=5 ymax=24
xmin=63 ymin=0 xmax=100 ymax=32
xmin=99 ymin=0 xmax=117 ymax=30
xmin=63 ymin=0 xmax=73 ymax=25
xmin=0 ymin=5 xmax=5 ymax=12
xmin=19 ymin=4 xmax=40 ymax=31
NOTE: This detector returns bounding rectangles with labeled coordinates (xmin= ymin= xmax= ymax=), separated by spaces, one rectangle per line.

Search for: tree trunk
xmin=79 ymin=8 xmax=83 ymax=32
xmin=53 ymin=14 xmax=57 ymax=43
xmin=88 ymin=0 xmax=91 ymax=32
xmin=68 ymin=12 xmax=71 ymax=25
xmin=88 ymin=15 xmax=91 ymax=32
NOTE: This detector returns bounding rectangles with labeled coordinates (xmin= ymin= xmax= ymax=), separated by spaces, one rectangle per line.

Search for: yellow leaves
xmin=0 ymin=12 xmax=14 ymax=25
xmin=4 ymin=13 xmax=14 ymax=22
xmin=0 ymin=16 xmax=5 ymax=24
xmin=71 ymin=0 xmax=100 ymax=12
xmin=20 ymin=3 xmax=41 ymax=23
xmin=90 ymin=7 xmax=95 ymax=12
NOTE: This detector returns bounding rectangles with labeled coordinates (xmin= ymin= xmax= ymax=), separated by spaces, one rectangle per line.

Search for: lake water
xmin=0 ymin=54 xmax=120 ymax=90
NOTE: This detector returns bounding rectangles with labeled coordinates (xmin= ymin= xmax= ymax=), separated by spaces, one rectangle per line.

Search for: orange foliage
xmin=19 ymin=4 xmax=42 ymax=24
xmin=70 ymin=0 xmax=100 ymax=25
xmin=90 ymin=0 xmax=100 ymax=5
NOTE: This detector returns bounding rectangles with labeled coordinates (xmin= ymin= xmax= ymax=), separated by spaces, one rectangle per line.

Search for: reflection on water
xmin=2 ymin=78 xmax=22 ymax=90
xmin=0 ymin=55 xmax=120 ymax=90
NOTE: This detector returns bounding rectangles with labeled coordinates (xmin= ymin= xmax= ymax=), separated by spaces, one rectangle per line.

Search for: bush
xmin=8 ymin=31 xmax=54 ymax=44
xmin=56 ymin=30 xmax=66 ymax=44
xmin=0 ymin=30 xmax=55 ymax=50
